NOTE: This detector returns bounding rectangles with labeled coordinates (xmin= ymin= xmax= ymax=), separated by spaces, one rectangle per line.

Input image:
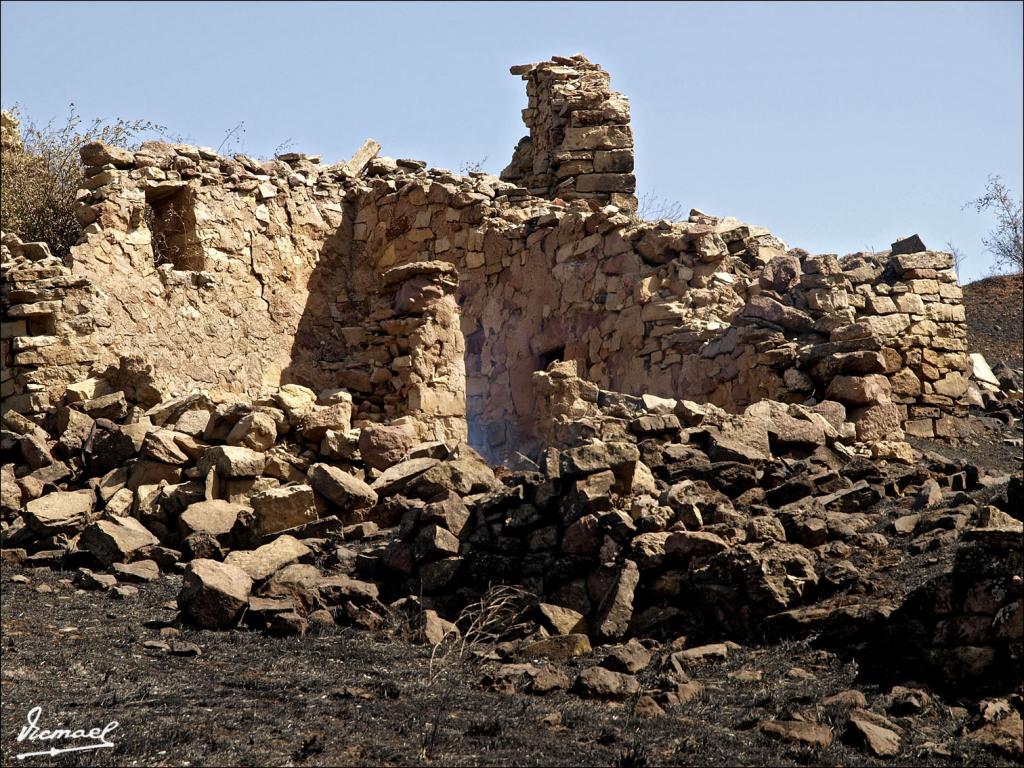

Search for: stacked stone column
xmin=1 ymin=234 xmax=99 ymax=415
xmin=340 ymin=261 xmax=467 ymax=444
xmin=501 ymin=54 xmax=637 ymax=212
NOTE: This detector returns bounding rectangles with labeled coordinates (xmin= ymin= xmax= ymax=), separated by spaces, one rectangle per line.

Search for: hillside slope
xmin=964 ymin=273 xmax=1023 ymax=368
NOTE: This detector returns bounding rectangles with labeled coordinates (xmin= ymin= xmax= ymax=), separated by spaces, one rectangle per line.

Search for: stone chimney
xmin=501 ymin=54 xmax=637 ymax=212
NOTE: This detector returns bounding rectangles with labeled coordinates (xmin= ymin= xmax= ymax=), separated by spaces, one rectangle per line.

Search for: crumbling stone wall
xmin=68 ymin=141 xmax=356 ymax=398
xmin=344 ymin=169 xmax=971 ymax=457
xmin=875 ymin=527 xmax=1022 ymax=694
xmin=0 ymin=54 xmax=973 ymax=461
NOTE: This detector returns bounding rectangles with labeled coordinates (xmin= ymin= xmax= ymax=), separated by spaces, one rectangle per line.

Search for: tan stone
xmin=250 ymin=484 xmax=318 ymax=537
xmin=80 ymin=516 xmax=160 ymax=565
xmin=178 ymin=559 xmax=253 ymax=628
xmin=224 ymin=535 xmax=311 ymax=581
xmin=23 ymin=491 xmax=94 ymax=536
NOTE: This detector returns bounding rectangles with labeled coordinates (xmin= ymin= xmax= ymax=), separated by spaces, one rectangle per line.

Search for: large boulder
xmin=850 ymin=403 xmax=904 ymax=443
xmin=53 ymin=409 xmax=99 ymax=456
xmin=1 ymin=464 xmax=22 ymax=514
xmin=370 ymin=457 xmax=439 ymax=496
xmin=665 ymin=530 xmax=730 ymax=558
xmin=250 ymin=484 xmax=318 ymax=537
xmin=84 ymin=420 xmax=144 ymax=475
xmin=23 ymin=491 xmax=95 ymax=537
xmin=141 ymin=430 xmax=190 ymax=465
xmin=179 ymin=500 xmax=247 ymax=541
xmin=742 ymin=295 xmax=813 ymax=332
xmin=561 ymin=441 xmax=640 ymax=477
xmin=406 ymin=457 xmax=499 ymax=498
xmin=706 ymin=418 xmax=772 ymax=462
xmin=224 ymin=535 xmax=311 ymax=581
xmin=226 ymin=412 xmax=278 ymax=452
xmin=299 ymin=399 xmax=352 ymax=442
xmin=743 ymin=401 xmax=827 ymax=448
xmin=177 ymin=559 xmax=253 ymax=628
xmin=593 ymin=560 xmax=639 ymax=640
xmin=79 ymin=141 xmax=134 ymax=167
xmin=80 ymin=516 xmax=160 ymax=565
xmin=358 ymin=422 xmax=417 ymax=471
xmin=574 ymin=666 xmax=640 ymax=699
xmin=274 ymin=384 xmax=317 ymax=426
xmin=199 ymin=446 xmax=266 ymax=478
xmin=826 ymin=374 xmax=892 ymax=406
xmin=19 ymin=430 xmax=53 ymax=470
xmin=307 ymin=463 xmax=377 ymax=512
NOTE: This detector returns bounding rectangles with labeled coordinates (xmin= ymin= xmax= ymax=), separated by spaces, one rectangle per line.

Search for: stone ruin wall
xmin=2 ymin=143 xmax=356 ymax=412
xmin=1 ymin=54 xmax=973 ymax=459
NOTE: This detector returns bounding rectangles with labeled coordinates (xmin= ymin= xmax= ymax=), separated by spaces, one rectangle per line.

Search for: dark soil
xmin=907 ymin=413 xmax=1024 ymax=472
xmin=0 ymin=560 xmax=1015 ymax=768
xmin=2 ymin=423 xmax=1021 ymax=768
xmin=963 ymin=273 xmax=1023 ymax=368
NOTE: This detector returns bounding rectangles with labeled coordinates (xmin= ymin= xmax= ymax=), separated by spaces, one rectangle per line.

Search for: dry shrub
xmin=0 ymin=104 xmax=169 ymax=259
xmin=636 ymin=190 xmax=687 ymax=222
xmin=422 ymin=585 xmax=536 ymax=759
xmin=428 ymin=584 xmax=536 ymax=682
xmin=966 ymin=175 xmax=1023 ymax=276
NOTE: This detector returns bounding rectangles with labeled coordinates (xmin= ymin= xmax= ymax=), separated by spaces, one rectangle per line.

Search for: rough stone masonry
xmin=2 ymin=54 xmax=974 ymax=461
xmin=1 ymin=57 xmax=1021 ymax=747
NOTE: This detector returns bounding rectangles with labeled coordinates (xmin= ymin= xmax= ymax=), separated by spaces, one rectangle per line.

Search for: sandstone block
xmin=574 ymin=666 xmax=640 ymax=699
xmin=825 ymin=374 xmax=892 ymax=405
xmin=593 ymin=560 xmax=639 ymax=640
xmin=178 ymin=559 xmax=253 ymax=628
xmin=358 ymin=422 xmax=417 ymax=470
xmin=274 ymin=384 xmax=317 ymax=425
xmin=666 ymin=530 xmax=730 ymax=558
xmin=179 ymin=500 xmax=247 ymax=540
xmin=890 ymin=234 xmax=927 ymax=255
xmin=300 ymin=400 xmax=352 ymax=441
xmin=760 ymin=720 xmax=833 ymax=749
xmin=561 ymin=125 xmax=632 ymax=151
xmin=200 ymin=446 xmax=266 ymax=478
xmin=537 ymin=603 xmax=587 ymax=636
xmin=79 ymin=141 xmax=134 ymax=168
xmin=850 ymin=403 xmax=905 ymax=442
xmin=521 ymin=633 xmax=592 ymax=660
xmin=23 ymin=491 xmax=94 ymax=536
xmin=224 ymin=535 xmax=311 ymax=581
xmin=80 ymin=516 xmax=159 ymax=565
xmin=226 ymin=412 xmax=278 ymax=452
xmin=575 ymin=173 xmax=635 ymax=193
xmin=307 ymin=463 xmax=377 ymax=512
xmin=250 ymin=484 xmax=318 ymax=537
xmin=592 ymin=149 xmax=633 ymax=173
xmin=112 ymin=559 xmax=160 ymax=582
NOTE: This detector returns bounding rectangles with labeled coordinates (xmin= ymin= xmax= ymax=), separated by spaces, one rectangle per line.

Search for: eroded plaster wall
xmin=69 ymin=142 xmax=355 ymax=399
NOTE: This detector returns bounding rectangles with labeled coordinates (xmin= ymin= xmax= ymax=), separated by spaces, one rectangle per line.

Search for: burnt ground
xmin=963 ymin=273 xmax=1023 ymax=369
xmin=1 ymin=419 xmax=1021 ymax=768
xmin=908 ymin=412 xmax=1024 ymax=471
xmin=0 ymin=551 xmax=1017 ymax=768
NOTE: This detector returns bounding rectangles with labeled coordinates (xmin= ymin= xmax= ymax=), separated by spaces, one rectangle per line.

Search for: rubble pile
xmin=1 ymin=360 xmax=1020 ymax=702
xmin=1 ymin=52 xmax=1022 ymax=763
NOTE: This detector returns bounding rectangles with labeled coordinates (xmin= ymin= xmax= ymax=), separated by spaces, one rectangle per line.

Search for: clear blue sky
xmin=3 ymin=1 xmax=1021 ymax=281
